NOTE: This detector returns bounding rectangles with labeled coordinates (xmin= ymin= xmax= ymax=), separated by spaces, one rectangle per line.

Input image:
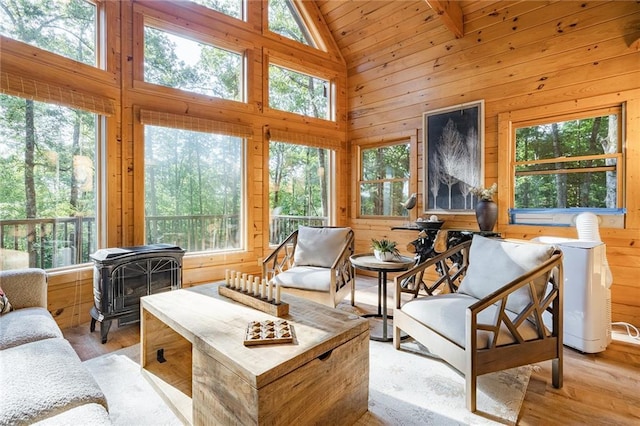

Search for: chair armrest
xmin=394 ymin=240 xmax=471 ymax=308
xmin=466 ymin=250 xmax=563 ymax=349
xmin=0 ymin=268 xmax=48 ymax=309
xmin=262 ymin=231 xmax=298 ymax=280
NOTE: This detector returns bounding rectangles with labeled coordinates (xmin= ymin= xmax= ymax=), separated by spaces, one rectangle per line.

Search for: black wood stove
xmin=89 ymin=244 xmax=185 ymax=343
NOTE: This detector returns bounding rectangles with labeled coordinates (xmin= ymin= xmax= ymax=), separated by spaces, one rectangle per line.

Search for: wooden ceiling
xmin=315 ymin=0 xmax=499 ymax=69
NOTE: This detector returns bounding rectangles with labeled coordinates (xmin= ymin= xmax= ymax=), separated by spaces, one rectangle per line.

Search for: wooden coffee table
xmin=140 ymin=282 xmax=369 ymax=425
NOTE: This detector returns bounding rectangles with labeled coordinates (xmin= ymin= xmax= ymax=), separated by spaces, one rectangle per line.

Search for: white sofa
xmin=0 ymin=268 xmax=111 ymax=425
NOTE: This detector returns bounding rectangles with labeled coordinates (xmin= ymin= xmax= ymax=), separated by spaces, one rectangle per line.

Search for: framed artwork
xmin=423 ymin=100 xmax=484 ymax=213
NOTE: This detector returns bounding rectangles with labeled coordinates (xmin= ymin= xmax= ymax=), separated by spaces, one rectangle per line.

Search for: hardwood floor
xmin=64 ymin=278 xmax=640 ymax=425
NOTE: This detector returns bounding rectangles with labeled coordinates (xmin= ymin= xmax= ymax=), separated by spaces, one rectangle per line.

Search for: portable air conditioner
xmin=533 ymin=237 xmax=612 ymax=353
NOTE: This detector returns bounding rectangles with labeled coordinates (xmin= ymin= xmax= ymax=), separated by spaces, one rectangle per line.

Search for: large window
xmin=144 ymin=125 xmax=244 ymax=253
xmin=269 ymin=141 xmax=332 ymax=244
xmin=268 ymin=64 xmax=330 ymax=119
xmin=0 ymin=0 xmax=97 ymax=67
xmin=504 ymin=105 xmax=625 ymax=226
xmin=268 ymin=0 xmax=315 ymax=47
xmin=359 ymin=142 xmax=410 ymax=217
xmin=513 ymin=108 xmax=622 ymax=210
xmin=0 ymin=95 xmax=98 ymax=270
xmin=144 ymin=25 xmax=243 ymax=101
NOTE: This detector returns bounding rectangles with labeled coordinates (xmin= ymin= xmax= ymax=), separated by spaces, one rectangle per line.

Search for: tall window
xmin=360 ymin=142 xmax=410 ymax=217
xmin=144 ymin=126 xmax=244 ymax=253
xmin=0 ymin=0 xmax=97 ymax=67
xmin=513 ymin=108 xmax=622 ymax=210
xmin=268 ymin=0 xmax=315 ymax=47
xmin=144 ymin=25 xmax=243 ymax=101
xmin=0 ymin=95 xmax=98 ymax=270
xmin=268 ymin=64 xmax=330 ymax=119
xmin=269 ymin=141 xmax=332 ymax=244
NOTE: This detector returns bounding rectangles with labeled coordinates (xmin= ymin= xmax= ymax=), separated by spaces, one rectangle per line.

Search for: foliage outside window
xmin=268 ymin=0 xmax=315 ymax=47
xmin=144 ymin=126 xmax=243 ymax=253
xmin=0 ymin=95 xmax=97 ymax=270
xmin=269 ymin=64 xmax=329 ymax=119
xmin=192 ymin=0 xmax=243 ymax=20
xmin=513 ymin=108 xmax=622 ymax=210
xmin=144 ymin=25 xmax=243 ymax=101
xmin=0 ymin=0 xmax=97 ymax=67
xmin=360 ymin=143 xmax=410 ymax=217
xmin=269 ymin=141 xmax=332 ymax=244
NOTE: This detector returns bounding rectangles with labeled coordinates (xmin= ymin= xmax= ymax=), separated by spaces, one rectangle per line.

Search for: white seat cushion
xmin=0 ymin=338 xmax=107 ymax=425
xmin=271 ymin=266 xmax=333 ymax=292
xmin=0 ymin=307 xmax=63 ymax=350
xmin=401 ymin=293 xmax=543 ymax=349
xmin=458 ymin=235 xmax=555 ymax=314
xmin=293 ymin=227 xmax=350 ymax=268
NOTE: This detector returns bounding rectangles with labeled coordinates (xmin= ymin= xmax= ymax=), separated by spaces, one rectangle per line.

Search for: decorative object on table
xmin=414 ymin=215 xmax=444 ymax=230
xmin=423 ymin=100 xmax=484 ymax=213
xmin=243 ymin=319 xmax=295 ymax=346
xmin=370 ymin=238 xmax=400 ymax=261
xmin=471 ymin=182 xmax=498 ymax=231
xmin=219 ymin=269 xmax=288 ymax=317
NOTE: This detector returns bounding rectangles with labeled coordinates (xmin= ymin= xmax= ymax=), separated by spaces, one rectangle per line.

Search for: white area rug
xmin=84 ymin=341 xmax=530 ymax=425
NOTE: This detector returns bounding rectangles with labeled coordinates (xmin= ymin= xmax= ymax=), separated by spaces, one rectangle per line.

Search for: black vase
xmin=475 ymin=199 xmax=498 ymax=231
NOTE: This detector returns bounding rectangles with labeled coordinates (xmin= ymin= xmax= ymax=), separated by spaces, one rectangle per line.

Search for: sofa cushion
xmin=0 ymin=338 xmax=108 ymax=425
xmin=0 ymin=285 xmax=12 ymax=314
xmin=293 ymin=226 xmax=350 ymax=268
xmin=400 ymin=293 xmax=543 ymax=349
xmin=33 ymin=403 xmax=111 ymax=425
xmin=458 ymin=235 xmax=555 ymax=314
xmin=0 ymin=307 xmax=63 ymax=350
xmin=271 ymin=266 xmax=333 ymax=292
xmin=0 ymin=268 xmax=47 ymax=309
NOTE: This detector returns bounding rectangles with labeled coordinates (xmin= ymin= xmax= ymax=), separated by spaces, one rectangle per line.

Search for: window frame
xmin=263 ymin=51 xmax=337 ymax=124
xmin=141 ymin=18 xmax=247 ymax=103
xmin=498 ymin=101 xmax=627 ymax=228
xmin=357 ymin=139 xmax=412 ymax=219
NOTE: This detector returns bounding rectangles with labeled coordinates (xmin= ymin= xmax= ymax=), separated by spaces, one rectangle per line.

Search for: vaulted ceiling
xmin=315 ymin=0 xmax=481 ymax=70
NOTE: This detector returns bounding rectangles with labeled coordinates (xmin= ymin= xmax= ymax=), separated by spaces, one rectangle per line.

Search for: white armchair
xmin=262 ymin=226 xmax=355 ymax=308
xmin=393 ymin=235 xmax=564 ymax=412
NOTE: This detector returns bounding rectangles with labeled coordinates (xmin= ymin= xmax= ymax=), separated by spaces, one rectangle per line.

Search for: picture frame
xmin=423 ymin=100 xmax=484 ymax=213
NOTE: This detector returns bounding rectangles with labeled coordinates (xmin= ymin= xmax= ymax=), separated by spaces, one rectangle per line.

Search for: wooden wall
xmin=316 ymin=0 xmax=640 ymax=325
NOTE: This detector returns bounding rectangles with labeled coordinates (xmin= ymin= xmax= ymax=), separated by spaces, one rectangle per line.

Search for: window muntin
xmin=0 ymin=0 xmax=97 ymax=67
xmin=144 ymin=126 xmax=244 ymax=253
xmin=191 ymin=0 xmax=243 ymax=20
xmin=268 ymin=0 xmax=315 ymax=47
xmin=0 ymin=94 xmax=98 ymax=270
xmin=268 ymin=64 xmax=329 ymax=119
xmin=359 ymin=143 xmax=410 ymax=217
xmin=143 ymin=25 xmax=243 ymax=101
xmin=513 ymin=109 xmax=622 ymax=209
xmin=269 ymin=141 xmax=332 ymax=244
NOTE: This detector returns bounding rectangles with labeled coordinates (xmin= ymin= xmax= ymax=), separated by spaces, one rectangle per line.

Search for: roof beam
xmin=425 ymin=0 xmax=464 ymax=39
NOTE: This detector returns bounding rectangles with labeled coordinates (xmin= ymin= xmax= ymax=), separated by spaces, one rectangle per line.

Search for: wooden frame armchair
xmin=393 ymin=235 xmax=563 ymax=412
xmin=262 ymin=226 xmax=355 ymax=308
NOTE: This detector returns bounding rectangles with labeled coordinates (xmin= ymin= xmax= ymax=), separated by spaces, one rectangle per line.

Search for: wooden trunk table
xmin=140 ymin=282 xmax=369 ymax=425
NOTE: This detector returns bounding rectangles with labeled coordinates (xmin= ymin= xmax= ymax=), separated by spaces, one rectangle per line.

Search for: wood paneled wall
xmin=317 ymin=0 xmax=640 ymax=325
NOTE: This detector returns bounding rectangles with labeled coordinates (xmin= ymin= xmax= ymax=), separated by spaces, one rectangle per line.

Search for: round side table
xmin=349 ymin=253 xmax=415 ymax=342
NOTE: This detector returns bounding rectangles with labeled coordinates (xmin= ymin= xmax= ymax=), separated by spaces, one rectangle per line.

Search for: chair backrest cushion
xmin=294 ymin=226 xmax=351 ymax=268
xmin=458 ymin=235 xmax=555 ymax=314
